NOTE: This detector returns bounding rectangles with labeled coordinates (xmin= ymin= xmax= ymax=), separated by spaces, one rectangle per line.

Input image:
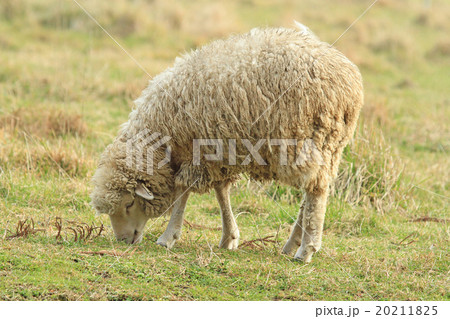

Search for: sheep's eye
xmin=125 ymin=200 xmax=134 ymax=215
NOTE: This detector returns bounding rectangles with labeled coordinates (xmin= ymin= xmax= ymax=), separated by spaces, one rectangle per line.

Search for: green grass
xmin=0 ymin=0 xmax=448 ymax=300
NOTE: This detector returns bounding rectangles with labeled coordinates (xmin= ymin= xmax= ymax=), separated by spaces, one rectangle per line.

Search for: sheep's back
xmin=130 ymin=27 xmax=363 ymax=189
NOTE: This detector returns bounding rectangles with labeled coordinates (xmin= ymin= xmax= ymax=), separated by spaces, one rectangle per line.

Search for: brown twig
xmin=4 ymin=217 xmax=105 ymax=242
xmin=68 ymin=227 xmax=78 ymax=242
xmin=80 ymin=247 xmax=138 ymax=257
xmin=410 ymin=217 xmax=448 ymax=223
xmin=95 ymin=224 xmax=104 ymax=238
xmin=239 ymin=235 xmax=277 ymax=249
xmin=392 ymin=233 xmax=417 ymax=246
xmin=54 ymin=217 xmax=104 ymax=242
xmin=184 ymin=219 xmax=222 ymax=231
xmin=6 ymin=219 xmax=44 ymax=240
xmin=54 ymin=217 xmax=63 ymax=240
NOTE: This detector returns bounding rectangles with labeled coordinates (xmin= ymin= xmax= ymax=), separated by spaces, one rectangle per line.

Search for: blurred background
xmin=1 ymin=0 xmax=448 ymax=212
xmin=0 ymin=0 xmax=448 ymax=300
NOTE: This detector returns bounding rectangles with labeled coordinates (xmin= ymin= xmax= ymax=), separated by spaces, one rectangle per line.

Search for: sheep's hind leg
xmin=282 ymin=200 xmax=305 ymax=255
xmin=156 ymin=186 xmax=190 ymax=249
xmin=294 ymin=185 xmax=329 ymax=263
xmin=214 ymin=180 xmax=239 ymax=249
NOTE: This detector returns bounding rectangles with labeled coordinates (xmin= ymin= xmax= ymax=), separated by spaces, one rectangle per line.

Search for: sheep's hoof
xmin=281 ymin=240 xmax=300 ymax=255
xmin=156 ymin=240 xmax=168 ymax=248
xmin=156 ymin=235 xmax=176 ymax=249
xmin=293 ymin=245 xmax=314 ymax=263
xmin=219 ymin=234 xmax=239 ymax=250
xmin=293 ymin=254 xmax=312 ymax=263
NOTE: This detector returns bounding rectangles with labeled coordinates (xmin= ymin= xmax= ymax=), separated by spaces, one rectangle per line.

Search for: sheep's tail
xmin=293 ymin=20 xmax=317 ymax=38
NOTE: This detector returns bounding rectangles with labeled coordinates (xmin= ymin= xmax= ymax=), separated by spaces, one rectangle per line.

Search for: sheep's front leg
xmin=282 ymin=200 xmax=305 ymax=255
xmin=214 ymin=181 xmax=239 ymax=249
xmin=294 ymin=186 xmax=329 ymax=263
xmin=156 ymin=187 xmax=190 ymax=249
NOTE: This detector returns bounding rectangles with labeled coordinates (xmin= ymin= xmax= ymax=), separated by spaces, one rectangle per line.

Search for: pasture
xmin=0 ymin=0 xmax=448 ymax=300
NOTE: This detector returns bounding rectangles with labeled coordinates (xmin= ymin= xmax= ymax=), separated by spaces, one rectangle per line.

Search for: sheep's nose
xmin=131 ymin=230 xmax=142 ymax=244
xmin=116 ymin=236 xmax=133 ymax=244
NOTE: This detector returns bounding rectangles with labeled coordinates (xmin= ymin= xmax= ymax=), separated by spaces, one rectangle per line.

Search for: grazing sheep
xmin=91 ymin=23 xmax=363 ymax=262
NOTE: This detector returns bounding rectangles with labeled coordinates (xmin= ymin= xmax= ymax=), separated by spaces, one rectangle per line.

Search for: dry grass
xmin=410 ymin=216 xmax=449 ymax=223
xmin=0 ymin=0 xmax=24 ymax=21
xmin=361 ymin=98 xmax=390 ymax=127
xmin=427 ymin=39 xmax=450 ymax=60
xmin=239 ymin=235 xmax=278 ymax=250
xmin=4 ymin=217 xmax=104 ymax=242
xmin=180 ymin=2 xmax=240 ymax=40
xmin=0 ymin=0 xmax=448 ymax=301
xmin=57 ymin=219 xmax=105 ymax=242
xmin=0 ymin=106 xmax=90 ymax=177
xmin=369 ymin=32 xmax=414 ymax=58
xmin=80 ymin=248 xmax=138 ymax=257
xmin=414 ymin=9 xmax=450 ymax=30
xmin=0 ymin=135 xmax=90 ymax=177
xmin=0 ymin=0 xmax=240 ymax=41
xmin=333 ymin=125 xmax=410 ymax=214
xmin=4 ymin=219 xmax=44 ymax=240
xmin=184 ymin=219 xmax=222 ymax=231
xmin=0 ymin=107 xmax=87 ymax=138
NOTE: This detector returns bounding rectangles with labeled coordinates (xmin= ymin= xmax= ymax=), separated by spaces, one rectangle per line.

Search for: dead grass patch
xmin=0 ymin=0 xmax=24 ymax=20
xmin=0 ymin=132 xmax=90 ymax=177
xmin=426 ymin=40 xmax=450 ymax=60
xmin=0 ymin=107 xmax=87 ymax=138
xmin=42 ymin=142 xmax=89 ymax=177
xmin=361 ymin=98 xmax=390 ymax=126
xmin=333 ymin=125 xmax=411 ymax=213
xmin=394 ymin=78 xmax=416 ymax=89
xmin=181 ymin=2 xmax=240 ymax=39
xmin=22 ymin=0 xmax=240 ymax=41
xmin=370 ymin=32 xmax=414 ymax=58
xmin=414 ymin=9 xmax=450 ymax=30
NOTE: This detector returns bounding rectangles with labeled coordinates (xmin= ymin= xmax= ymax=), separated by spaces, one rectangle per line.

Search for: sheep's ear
xmin=135 ymin=183 xmax=154 ymax=201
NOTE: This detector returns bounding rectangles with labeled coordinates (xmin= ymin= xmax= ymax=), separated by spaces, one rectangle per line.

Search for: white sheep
xmin=91 ymin=23 xmax=363 ymax=262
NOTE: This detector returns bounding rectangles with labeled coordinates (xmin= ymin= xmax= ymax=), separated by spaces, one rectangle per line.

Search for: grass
xmin=0 ymin=0 xmax=448 ymax=300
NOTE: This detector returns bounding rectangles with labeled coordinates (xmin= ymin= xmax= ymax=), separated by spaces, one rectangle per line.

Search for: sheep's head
xmin=90 ymin=141 xmax=175 ymax=244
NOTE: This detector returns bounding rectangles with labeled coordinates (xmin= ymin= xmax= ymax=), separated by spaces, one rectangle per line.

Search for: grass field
xmin=0 ymin=0 xmax=448 ymax=300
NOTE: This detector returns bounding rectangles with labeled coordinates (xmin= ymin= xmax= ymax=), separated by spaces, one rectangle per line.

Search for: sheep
xmin=90 ymin=23 xmax=364 ymax=263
